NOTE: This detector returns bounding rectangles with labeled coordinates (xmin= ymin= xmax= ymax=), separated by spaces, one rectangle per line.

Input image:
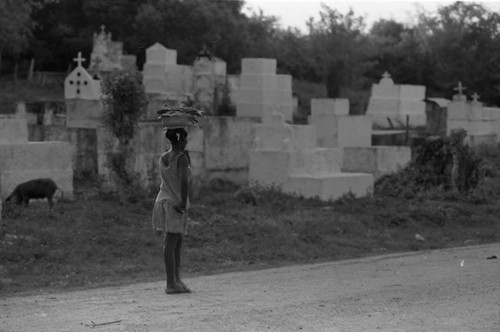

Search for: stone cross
xmin=382 ymin=71 xmax=391 ymax=80
xmin=454 ymin=81 xmax=467 ymax=95
xmin=472 ymin=92 xmax=480 ymax=102
xmin=73 ymin=52 xmax=86 ymax=67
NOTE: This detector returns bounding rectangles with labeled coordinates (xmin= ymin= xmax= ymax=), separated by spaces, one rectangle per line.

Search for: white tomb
xmin=308 ymin=98 xmax=411 ymax=180
xmin=236 ymin=58 xmax=294 ymax=123
xmin=447 ymin=83 xmax=497 ymax=145
xmin=309 ymin=98 xmax=371 ymax=148
xmin=142 ymin=43 xmax=193 ymax=96
xmin=64 ymin=52 xmax=102 ymax=100
xmin=366 ymin=72 xmax=426 ymax=128
xmin=249 ymin=112 xmax=373 ymax=201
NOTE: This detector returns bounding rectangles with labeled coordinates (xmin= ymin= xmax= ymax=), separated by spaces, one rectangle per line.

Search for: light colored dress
xmin=151 ymin=150 xmax=191 ymax=234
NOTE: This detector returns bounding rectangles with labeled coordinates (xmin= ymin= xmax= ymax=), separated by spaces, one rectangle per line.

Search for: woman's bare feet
xmin=177 ymin=281 xmax=192 ymax=293
xmin=165 ymin=282 xmax=191 ymax=294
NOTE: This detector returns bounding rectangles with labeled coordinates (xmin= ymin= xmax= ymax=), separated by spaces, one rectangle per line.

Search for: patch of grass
xmin=1 ymin=176 xmax=499 ymax=296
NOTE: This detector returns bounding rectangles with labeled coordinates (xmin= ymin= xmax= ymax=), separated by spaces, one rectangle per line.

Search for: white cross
xmin=454 ymin=81 xmax=467 ymax=95
xmin=73 ymin=52 xmax=86 ymax=67
xmin=472 ymin=92 xmax=480 ymax=101
xmin=382 ymin=71 xmax=391 ymax=79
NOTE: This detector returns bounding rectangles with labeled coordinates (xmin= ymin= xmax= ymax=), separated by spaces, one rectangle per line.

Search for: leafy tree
xmin=30 ymin=0 xmax=90 ymax=71
xmin=101 ymin=69 xmax=148 ymax=202
xmin=417 ymin=1 xmax=500 ymax=104
xmin=307 ymin=5 xmax=375 ymax=113
xmin=0 ymin=0 xmax=36 ymax=73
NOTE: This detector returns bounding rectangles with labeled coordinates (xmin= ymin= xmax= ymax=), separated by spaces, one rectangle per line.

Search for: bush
xmin=375 ymin=129 xmax=483 ymax=197
xmin=100 ymin=70 xmax=149 ymax=202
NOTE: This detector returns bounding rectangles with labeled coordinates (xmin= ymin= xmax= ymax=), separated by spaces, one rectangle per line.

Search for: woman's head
xmin=165 ymin=128 xmax=188 ymax=150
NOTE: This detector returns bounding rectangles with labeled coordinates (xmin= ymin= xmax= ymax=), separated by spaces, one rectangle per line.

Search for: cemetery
xmin=1 ymin=22 xmax=500 ymax=298
xmin=4 ymin=33 xmax=500 ymax=208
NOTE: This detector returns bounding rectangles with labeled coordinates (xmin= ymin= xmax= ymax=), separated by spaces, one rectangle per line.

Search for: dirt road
xmin=1 ymin=244 xmax=499 ymax=332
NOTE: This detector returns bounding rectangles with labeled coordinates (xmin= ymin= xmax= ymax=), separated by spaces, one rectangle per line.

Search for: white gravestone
xmin=249 ymin=112 xmax=373 ymax=201
xmin=366 ymin=72 xmax=426 ymax=128
xmin=236 ymin=58 xmax=294 ymax=123
xmin=64 ymin=52 xmax=102 ymax=100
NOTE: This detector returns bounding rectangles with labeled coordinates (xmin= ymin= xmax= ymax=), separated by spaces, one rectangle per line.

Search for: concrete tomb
xmin=249 ymin=112 xmax=373 ymax=201
xmin=308 ymin=98 xmax=411 ymax=180
xmin=88 ymin=25 xmax=136 ymax=74
xmin=64 ymin=52 xmax=101 ymax=101
xmin=447 ymin=83 xmax=497 ymax=145
xmin=192 ymin=47 xmax=227 ymax=114
xmin=309 ymin=98 xmax=372 ymax=148
xmin=366 ymin=72 xmax=426 ymax=129
xmin=64 ymin=53 xmax=104 ymax=128
xmin=143 ymin=43 xmax=193 ymax=97
xmin=236 ymin=58 xmax=294 ymax=123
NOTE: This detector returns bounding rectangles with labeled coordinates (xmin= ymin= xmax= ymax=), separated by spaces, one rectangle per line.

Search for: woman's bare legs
xmin=174 ymin=234 xmax=191 ymax=292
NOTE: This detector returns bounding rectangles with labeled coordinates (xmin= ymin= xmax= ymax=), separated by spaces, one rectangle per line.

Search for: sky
xmin=243 ymin=0 xmax=500 ymax=32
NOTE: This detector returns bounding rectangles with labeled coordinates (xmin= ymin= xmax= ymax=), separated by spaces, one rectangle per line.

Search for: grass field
xmin=1 ymin=175 xmax=500 ymax=296
xmin=1 ymin=77 xmax=499 ymax=296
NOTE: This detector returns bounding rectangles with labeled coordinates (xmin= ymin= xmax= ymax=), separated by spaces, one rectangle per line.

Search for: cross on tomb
xmin=472 ymin=92 xmax=480 ymax=102
xmin=73 ymin=52 xmax=86 ymax=67
xmin=382 ymin=71 xmax=391 ymax=80
xmin=454 ymin=81 xmax=467 ymax=95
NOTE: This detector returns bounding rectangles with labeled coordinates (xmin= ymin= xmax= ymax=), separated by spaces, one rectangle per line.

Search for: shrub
xmin=375 ymin=129 xmax=483 ymax=197
xmin=100 ymin=70 xmax=149 ymax=202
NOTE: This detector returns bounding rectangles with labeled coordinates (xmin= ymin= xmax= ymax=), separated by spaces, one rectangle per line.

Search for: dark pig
xmin=5 ymin=178 xmax=58 ymax=209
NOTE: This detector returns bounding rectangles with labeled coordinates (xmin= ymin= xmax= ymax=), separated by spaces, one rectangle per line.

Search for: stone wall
xmin=96 ymin=116 xmax=260 ymax=194
xmin=0 ymin=142 xmax=73 ymax=199
xmin=29 ymin=125 xmax=98 ymax=178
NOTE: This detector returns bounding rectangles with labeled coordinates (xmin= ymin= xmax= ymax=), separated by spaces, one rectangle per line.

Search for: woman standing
xmin=152 ymin=127 xmax=192 ymax=294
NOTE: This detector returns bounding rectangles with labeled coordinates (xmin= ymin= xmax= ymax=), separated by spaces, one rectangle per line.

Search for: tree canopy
xmin=2 ymin=0 xmax=500 ymax=107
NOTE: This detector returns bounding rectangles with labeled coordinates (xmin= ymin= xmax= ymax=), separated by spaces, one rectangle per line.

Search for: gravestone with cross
xmin=453 ymin=81 xmax=467 ymax=102
xmin=366 ymin=71 xmax=426 ymax=128
xmin=64 ymin=52 xmax=102 ymax=100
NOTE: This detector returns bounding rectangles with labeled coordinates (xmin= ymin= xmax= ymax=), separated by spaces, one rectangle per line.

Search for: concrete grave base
xmin=249 ymin=148 xmax=344 ymax=187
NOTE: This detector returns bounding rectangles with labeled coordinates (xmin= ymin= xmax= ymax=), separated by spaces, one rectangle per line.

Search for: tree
xmin=0 ymin=0 xmax=35 ymax=74
xmin=306 ymin=5 xmax=375 ymax=113
xmin=417 ymin=1 xmax=500 ymax=104
xmin=101 ymin=69 xmax=148 ymax=202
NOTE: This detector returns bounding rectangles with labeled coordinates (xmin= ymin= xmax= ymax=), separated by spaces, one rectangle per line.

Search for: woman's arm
xmin=177 ymin=154 xmax=189 ymax=212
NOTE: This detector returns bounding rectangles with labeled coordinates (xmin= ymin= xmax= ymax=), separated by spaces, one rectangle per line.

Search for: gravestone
xmin=64 ymin=53 xmax=101 ymax=100
xmin=447 ymin=83 xmax=496 ymax=145
xmin=308 ymin=98 xmax=410 ymax=180
xmin=192 ymin=47 xmax=227 ymax=114
xmin=366 ymin=72 xmax=426 ymax=129
xmin=309 ymin=98 xmax=371 ymax=148
xmin=236 ymin=58 xmax=293 ymax=123
xmin=88 ymin=25 xmax=136 ymax=74
xmin=64 ymin=53 xmax=103 ymax=128
xmin=249 ymin=112 xmax=373 ymax=201
xmin=143 ymin=43 xmax=193 ymax=96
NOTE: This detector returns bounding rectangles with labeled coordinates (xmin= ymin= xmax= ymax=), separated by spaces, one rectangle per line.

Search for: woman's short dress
xmin=152 ymin=150 xmax=191 ymax=235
